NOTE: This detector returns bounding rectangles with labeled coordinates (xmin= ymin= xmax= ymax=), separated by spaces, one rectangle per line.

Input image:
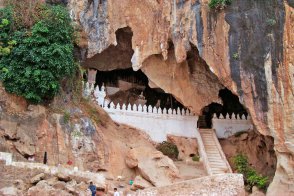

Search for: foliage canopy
xmin=0 ymin=4 xmax=75 ymax=103
xmin=209 ymin=0 xmax=232 ymax=10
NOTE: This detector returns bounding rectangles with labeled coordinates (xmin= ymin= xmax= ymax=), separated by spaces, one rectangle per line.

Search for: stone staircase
xmin=199 ymin=129 xmax=232 ymax=175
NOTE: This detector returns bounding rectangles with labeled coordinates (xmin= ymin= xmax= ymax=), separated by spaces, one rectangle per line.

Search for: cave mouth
xmin=83 ymin=26 xmax=134 ymax=71
xmin=198 ymin=88 xmax=248 ymax=129
xmin=94 ymin=68 xmax=185 ymax=110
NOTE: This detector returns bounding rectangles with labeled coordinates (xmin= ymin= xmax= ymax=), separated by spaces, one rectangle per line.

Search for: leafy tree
xmin=0 ymin=7 xmax=16 ymax=56
xmin=0 ymin=5 xmax=75 ymax=103
xmin=209 ymin=0 xmax=232 ymax=10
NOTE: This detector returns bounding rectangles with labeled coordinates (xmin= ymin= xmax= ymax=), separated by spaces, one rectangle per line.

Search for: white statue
xmin=94 ymin=84 xmax=106 ymax=107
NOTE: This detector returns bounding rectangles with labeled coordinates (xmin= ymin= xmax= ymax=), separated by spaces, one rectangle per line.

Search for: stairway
xmin=199 ymin=129 xmax=232 ymax=175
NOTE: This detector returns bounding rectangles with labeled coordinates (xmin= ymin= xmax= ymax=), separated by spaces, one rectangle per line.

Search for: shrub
xmin=156 ymin=141 xmax=179 ymax=160
xmin=192 ymin=155 xmax=200 ymax=162
xmin=0 ymin=7 xmax=15 ymax=56
xmin=266 ymin=18 xmax=276 ymax=26
xmin=234 ymin=130 xmax=248 ymax=137
xmin=63 ymin=111 xmax=71 ymax=124
xmin=233 ymin=154 xmax=268 ymax=191
xmin=209 ymin=0 xmax=232 ymax=10
xmin=0 ymin=5 xmax=75 ymax=103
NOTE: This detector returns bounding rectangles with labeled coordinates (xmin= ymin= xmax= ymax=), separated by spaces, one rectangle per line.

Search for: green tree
xmin=0 ymin=5 xmax=75 ymax=103
xmin=209 ymin=0 xmax=232 ymax=10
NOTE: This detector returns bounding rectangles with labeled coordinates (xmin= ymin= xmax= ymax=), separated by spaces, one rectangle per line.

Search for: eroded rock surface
xmin=167 ymin=135 xmax=199 ymax=161
xmin=125 ymin=146 xmax=179 ymax=187
xmin=69 ymin=0 xmax=294 ymax=194
xmin=220 ymin=130 xmax=276 ymax=179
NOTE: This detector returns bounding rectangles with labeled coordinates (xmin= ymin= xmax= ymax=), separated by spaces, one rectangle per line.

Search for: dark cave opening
xmin=83 ymin=27 xmax=134 ymax=71
xmin=198 ymin=88 xmax=248 ymax=128
xmin=94 ymin=68 xmax=185 ymax=110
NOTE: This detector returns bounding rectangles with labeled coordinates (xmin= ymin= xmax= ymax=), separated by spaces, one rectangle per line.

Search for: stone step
xmin=208 ymin=157 xmax=223 ymax=160
xmin=211 ymin=169 xmax=226 ymax=173
xmin=209 ymin=162 xmax=226 ymax=165
xmin=210 ymin=164 xmax=227 ymax=170
xmin=207 ymin=152 xmax=221 ymax=155
xmin=206 ymin=150 xmax=219 ymax=152
xmin=208 ymin=160 xmax=224 ymax=163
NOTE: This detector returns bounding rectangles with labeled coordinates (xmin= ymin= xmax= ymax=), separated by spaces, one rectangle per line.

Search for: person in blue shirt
xmin=88 ymin=182 xmax=96 ymax=196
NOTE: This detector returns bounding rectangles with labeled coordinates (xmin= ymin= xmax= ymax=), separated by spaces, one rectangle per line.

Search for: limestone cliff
xmin=68 ymin=0 xmax=294 ymax=194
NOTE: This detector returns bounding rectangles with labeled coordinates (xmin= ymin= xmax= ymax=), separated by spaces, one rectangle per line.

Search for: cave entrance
xmin=83 ymin=27 xmax=134 ymax=71
xmin=198 ymin=88 xmax=248 ymax=129
xmin=94 ymin=68 xmax=185 ymax=110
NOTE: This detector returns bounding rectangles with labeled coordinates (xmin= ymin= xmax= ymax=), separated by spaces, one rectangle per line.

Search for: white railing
xmin=84 ymin=82 xmax=194 ymax=117
xmin=212 ymin=113 xmax=253 ymax=138
xmin=83 ymin=83 xmax=198 ymax=142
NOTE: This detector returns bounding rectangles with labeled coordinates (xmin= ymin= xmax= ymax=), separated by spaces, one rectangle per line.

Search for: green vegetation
xmin=209 ymin=0 xmax=232 ymax=10
xmin=0 ymin=3 xmax=75 ymax=103
xmin=156 ymin=141 xmax=179 ymax=160
xmin=233 ymin=154 xmax=268 ymax=191
xmin=233 ymin=52 xmax=239 ymax=60
xmin=234 ymin=130 xmax=248 ymax=137
xmin=63 ymin=111 xmax=71 ymax=124
xmin=266 ymin=18 xmax=276 ymax=26
xmin=192 ymin=154 xmax=200 ymax=162
xmin=72 ymin=129 xmax=82 ymax=138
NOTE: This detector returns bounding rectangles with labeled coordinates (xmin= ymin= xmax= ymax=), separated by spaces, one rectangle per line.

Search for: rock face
xmin=0 ymin=84 xmax=158 ymax=181
xmin=69 ymin=0 xmax=294 ymax=194
xmin=167 ymin=135 xmax=199 ymax=161
xmin=131 ymin=175 xmax=152 ymax=191
xmin=125 ymin=147 xmax=179 ymax=187
xmin=220 ymin=130 xmax=276 ymax=178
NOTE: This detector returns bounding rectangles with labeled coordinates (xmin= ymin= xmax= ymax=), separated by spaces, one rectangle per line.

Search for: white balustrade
xmin=212 ymin=112 xmax=253 ymax=138
xmin=163 ymin=108 xmax=167 ymax=114
xmin=122 ymin=104 xmax=126 ymax=111
xmin=148 ymin=105 xmax=153 ymax=113
xmin=143 ymin=105 xmax=147 ymax=113
xmin=116 ymin=103 xmax=121 ymax=110
xmin=181 ymin=108 xmax=185 ymax=116
xmin=153 ymin=106 xmax=157 ymax=114
xmin=138 ymin=104 xmax=143 ymax=112
xmin=158 ymin=107 xmax=162 ymax=114
xmin=127 ymin=103 xmax=132 ymax=111
xmin=133 ymin=104 xmax=138 ymax=111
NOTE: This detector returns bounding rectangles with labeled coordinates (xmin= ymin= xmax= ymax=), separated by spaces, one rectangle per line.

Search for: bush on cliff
xmin=208 ymin=0 xmax=232 ymax=10
xmin=233 ymin=154 xmax=268 ymax=191
xmin=0 ymin=4 xmax=75 ymax=103
xmin=156 ymin=141 xmax=179 ymax=160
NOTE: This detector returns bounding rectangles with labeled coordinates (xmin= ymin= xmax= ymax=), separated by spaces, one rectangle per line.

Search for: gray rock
xmin=0 ymin=186 xmax=19 ymax=196
xmin=81 ymin=117 xmax=96 ymax=136
xmin=30 ymin=173 xmax=45 ymax=184
xmin=56 ymin=172 xmax=71 ymax=182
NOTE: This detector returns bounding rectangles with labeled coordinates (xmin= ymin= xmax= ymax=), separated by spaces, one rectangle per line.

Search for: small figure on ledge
xmin=138 ymin=91 xmax=145 ymax=100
